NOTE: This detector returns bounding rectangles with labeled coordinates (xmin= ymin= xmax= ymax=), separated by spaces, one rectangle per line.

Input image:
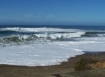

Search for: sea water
xmin=0 ymin=25 xmax=105 ymax=66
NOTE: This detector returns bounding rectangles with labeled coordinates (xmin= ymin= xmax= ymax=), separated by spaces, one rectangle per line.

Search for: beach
xmin=0 ymin=52 xmax=105 ymax=77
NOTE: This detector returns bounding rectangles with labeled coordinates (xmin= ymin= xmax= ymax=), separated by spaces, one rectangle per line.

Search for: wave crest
xmin=0 ymin=31 xmax=85 ymax=45
xmin=0 ymin=27 xmax=80 ymax=32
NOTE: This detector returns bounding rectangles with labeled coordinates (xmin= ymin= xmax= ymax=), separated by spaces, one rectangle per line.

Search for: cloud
xmin=47 ymin=14 xmax=63 ymax=21
xmin=24 ymin=14 xmax=35 ymax=18
xmin=47 ymin=15 xmax=54 ymax=18
xmin=0 ymin=16 xmax=15 ymax=20
xmin=24 ymin=14 xmax=39 ymax=18
xmin=46 ymin=14 xmax=75 ymax=22
xmin=0 ymin=16 xmax=24 ymax=22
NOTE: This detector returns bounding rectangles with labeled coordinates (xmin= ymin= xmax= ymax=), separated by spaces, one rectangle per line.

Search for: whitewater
xmin=0 ymin=26 xmax=105 ymax=66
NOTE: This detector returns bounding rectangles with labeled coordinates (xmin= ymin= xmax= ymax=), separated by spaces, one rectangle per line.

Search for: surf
xmin=0 ymin=26 xmax=105 ymax=66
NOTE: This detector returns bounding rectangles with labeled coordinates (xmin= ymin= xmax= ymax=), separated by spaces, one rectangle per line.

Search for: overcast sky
xmin=0 ymin=0 xmax=105 ymax=25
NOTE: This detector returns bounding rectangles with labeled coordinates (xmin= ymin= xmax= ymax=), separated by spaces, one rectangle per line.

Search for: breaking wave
xmin=0 ymin=27 xmax=80 ymax=32
xmin=81 ymin=32 xmax=105 ymax=37
xmin=0 ymin=27 xmax=105 ymax=46
xmin=0 ymin=32 xmax=85 ymax=46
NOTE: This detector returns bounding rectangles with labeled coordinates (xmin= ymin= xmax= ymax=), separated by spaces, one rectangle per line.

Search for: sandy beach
xmin=0 ymin=52 xmax=105 ymax=77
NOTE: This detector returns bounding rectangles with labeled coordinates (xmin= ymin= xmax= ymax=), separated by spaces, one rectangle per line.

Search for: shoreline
xmin=0 ymin=51 xmax=105 ymax=77
xmin=0 ymin=51 xmax=103 ymax=67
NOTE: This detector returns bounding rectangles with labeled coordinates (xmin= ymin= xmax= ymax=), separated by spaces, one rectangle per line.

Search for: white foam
xmin=0 ymin=39 xmax=105 ymax=66
xmin=0 ymin=42 xmax=84 ymax=66
xmin=0 ymin=31 xmax=86 ymax=44
xmin=97 ymin=34 xmax=105 ymax=37
xmin=35 ymin=32 xmax=85 ymax=39
xmin=0 ymin=27 xmax=80 ymax=32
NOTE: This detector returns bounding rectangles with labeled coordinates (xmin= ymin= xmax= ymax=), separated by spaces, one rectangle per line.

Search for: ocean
xmin=0 ymin=25 xmax=105 ymax=66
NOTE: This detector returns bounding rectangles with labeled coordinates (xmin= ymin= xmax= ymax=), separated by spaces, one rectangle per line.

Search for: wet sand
xmin=0 ymin=52 xmax=105 ymax=77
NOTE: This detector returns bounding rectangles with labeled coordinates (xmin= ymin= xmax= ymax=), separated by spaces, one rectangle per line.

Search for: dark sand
xmin=0 ymin=52 xmax=105 ymax=77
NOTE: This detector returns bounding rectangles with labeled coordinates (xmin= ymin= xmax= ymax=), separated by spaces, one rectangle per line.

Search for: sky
xmin=0 ymin=0 xmax=105 ymax=25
